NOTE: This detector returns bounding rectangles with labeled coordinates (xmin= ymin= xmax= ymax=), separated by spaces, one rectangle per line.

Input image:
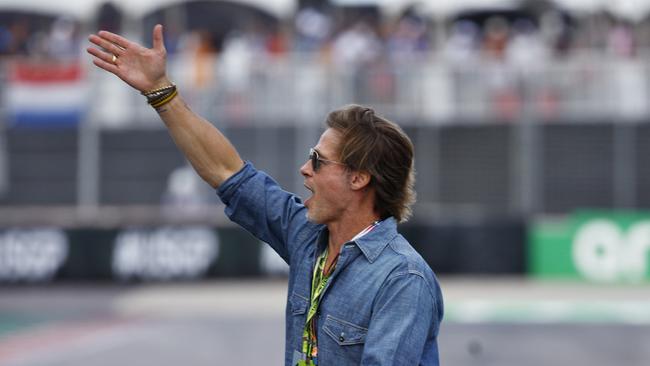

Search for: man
xmin=87 ymin=24 xmax=443 ymax=366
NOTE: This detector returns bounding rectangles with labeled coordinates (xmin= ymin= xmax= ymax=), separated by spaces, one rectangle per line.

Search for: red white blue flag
xmin=6 ymin=61 xmax=88 ymax=127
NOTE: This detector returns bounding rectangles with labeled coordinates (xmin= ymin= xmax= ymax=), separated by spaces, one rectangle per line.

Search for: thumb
xmin=152 ymin=24 xmax=165 ymax=52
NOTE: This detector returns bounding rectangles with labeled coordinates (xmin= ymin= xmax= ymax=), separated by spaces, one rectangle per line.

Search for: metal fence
xmin=79 ymin=52 xmax=650 ymax=128
xmin=1 ymin=53 xmax=650 ymax=224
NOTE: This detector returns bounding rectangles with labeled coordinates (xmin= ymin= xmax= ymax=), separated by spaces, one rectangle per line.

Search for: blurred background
xmin=1 ymin=0 xmax=650 ymax=365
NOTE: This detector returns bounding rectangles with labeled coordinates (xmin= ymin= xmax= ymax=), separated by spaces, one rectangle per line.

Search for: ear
xmin=349 ymin=170 xmax=372 ymax=191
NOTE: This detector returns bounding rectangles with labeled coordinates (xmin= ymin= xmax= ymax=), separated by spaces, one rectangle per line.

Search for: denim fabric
xmin=217 ymin=162 xmax=443 ymax=366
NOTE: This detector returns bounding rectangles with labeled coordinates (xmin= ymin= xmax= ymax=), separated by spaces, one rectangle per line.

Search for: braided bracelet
xmin=141 ymin=83 xmax=176 ymax=96
xmin=142 ymin=83 xmax=176 ymax=103
xmin=150 ymin=88 xmax=178 ymax=109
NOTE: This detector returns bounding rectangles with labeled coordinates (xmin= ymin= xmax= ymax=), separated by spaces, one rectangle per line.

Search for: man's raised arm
xmin=87 ymin=24 xmax=243 ymax=188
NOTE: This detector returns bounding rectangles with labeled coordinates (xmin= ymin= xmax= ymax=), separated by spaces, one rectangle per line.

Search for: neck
xmin=326 ymin=211 xmax=381 ymax=254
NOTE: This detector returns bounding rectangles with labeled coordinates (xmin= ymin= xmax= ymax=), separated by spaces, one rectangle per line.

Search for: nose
xmin=300 ymin=159 xmax=312 ymax=177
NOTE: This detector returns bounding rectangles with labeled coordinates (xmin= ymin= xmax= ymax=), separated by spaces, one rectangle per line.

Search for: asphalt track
xmin=1 ymin=278 xmax=649 ymax=365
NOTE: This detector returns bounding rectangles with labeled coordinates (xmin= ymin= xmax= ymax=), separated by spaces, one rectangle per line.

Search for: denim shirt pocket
xmin=323 ymin=315 xmax=368 ymax=346
xmin=290 ymin=291 xmax=309 ymax=315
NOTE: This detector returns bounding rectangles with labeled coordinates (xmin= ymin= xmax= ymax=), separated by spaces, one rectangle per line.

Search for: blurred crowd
xmin=0 ymin=15 xmax=80 ymax=61
xmin=1 ymin=2 xmax=650 ymax=127
xmin=0 ymin=4 xmax=646 ymax=64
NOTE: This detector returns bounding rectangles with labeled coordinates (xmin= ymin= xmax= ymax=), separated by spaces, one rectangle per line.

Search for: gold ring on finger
xmin=111 ymin=54 xmax=117 ymax=64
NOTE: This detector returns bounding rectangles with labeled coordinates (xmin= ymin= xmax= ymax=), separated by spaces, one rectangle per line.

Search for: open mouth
xmin=304 ymin=183 xmax=314 ymax=206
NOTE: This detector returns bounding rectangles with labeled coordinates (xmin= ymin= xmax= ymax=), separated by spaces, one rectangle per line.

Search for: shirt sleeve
xmin=217 ymin=161 xmax=320 ymax=265
xmin=361 ymin=272 xmax=442 ymax=366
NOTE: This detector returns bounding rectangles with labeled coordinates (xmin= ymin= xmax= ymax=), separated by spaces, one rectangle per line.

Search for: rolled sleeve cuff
xmin=216 ymin=161 xmax=255 ymax=205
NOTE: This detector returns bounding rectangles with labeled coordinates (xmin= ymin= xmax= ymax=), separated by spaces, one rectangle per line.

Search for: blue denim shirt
xmin=217 ymin=162 xmax=443 ymax=365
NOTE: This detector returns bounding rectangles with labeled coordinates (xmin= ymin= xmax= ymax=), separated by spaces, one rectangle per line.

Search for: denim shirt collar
xmin=354 ymin=217 xmax=399 ymax=263
xmin=317 ymin=217 xmax=399 ymax=263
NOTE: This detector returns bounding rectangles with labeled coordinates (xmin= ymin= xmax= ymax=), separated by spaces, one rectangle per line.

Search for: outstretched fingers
xmin=88 ymin=34 xmax=126 ymax=57
xmin=91 ymin=56 xmax=120 ymax=75
xmin=86 ymin=45 xmax=113 ymax=64
xmin=97 ymin=30 xmax=132 ymax=51
xmin=86 ymin=46 xmax=119 ymax=74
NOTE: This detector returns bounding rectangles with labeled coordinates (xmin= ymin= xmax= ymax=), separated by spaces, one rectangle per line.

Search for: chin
xmin=305 ymin=210 xmax=326 ymax=224
xmin=305 ymin=211 xmax=318 ymax=223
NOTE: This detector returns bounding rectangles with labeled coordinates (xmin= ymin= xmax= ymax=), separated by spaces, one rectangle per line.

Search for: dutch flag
xmin=6 ymin=61 xmax=89 ymax=128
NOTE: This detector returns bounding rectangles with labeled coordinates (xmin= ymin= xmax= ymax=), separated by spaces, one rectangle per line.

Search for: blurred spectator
xmin=265 ymin=27 xmax=289 ymax=57
xmin=6 ymin=19 xmax=30 ymax=56
xmin=26 ymin=31 xmax=49 ymax=60
xmin=217 ymin=30 xmax=259 ymax=120
xmin=95 ymin=2 xmax=122 ymax=34
xmin=294 ymin=7 xmax=332 ymax=52
xmin=505 ymin=18 xmax=555 ymax=119
xmin=478 ymin=17 xmax=520 ymax=120
xmin=184 ymin=30 xmax=217 ymax=91
xmin=162 ymin=23 xmax=184 ymax=55
xmin=0 ymin=127 xmax=7 ymax=197
xmin=387 ymin=15 xmax=431 ymax=62
xmin=331 ymin=22 xmax=382 ymax=69
xmin=47 ymin=16 xmax=79 ymax=61
xmin=539 ymin=10 xmax=572 ymax=56
xmin=0 ymin=25 xmax=11 ymax=55
xmin=443 ymin=20 xmax=479 ymax=64
xmin=506 ymin=19 xmax=548 ymax=68
xmin=0 ymin=23 xmax=8 ymax=189
xmin=219 ymin=30 xmax=255 ymax=92
xmin=167 ymin=30 xmax=218 ymax=120
xmin=482 ymin=16 xmax=509 ymax=60
xmin=607 ymin=23 xmax=635 ymax=58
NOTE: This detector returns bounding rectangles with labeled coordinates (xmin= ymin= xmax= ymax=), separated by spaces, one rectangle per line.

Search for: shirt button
xmin=339 ymin=332 xmax=345 ymax=342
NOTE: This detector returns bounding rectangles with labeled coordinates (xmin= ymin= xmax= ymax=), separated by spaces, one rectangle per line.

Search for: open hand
xmin=87 ymin=24 xmax=170 ymax=92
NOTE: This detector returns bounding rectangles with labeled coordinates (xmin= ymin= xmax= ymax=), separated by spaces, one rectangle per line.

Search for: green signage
xmin=529 ymin=211 xmax=650 ymax=283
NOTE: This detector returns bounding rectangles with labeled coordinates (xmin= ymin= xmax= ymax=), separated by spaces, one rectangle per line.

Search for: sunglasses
xmin=309 ymin=148 xmax=345 ymax=171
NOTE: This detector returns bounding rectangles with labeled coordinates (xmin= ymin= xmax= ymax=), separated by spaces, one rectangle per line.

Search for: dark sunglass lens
xmin=310 ymin=149 xmax=319 ymax=171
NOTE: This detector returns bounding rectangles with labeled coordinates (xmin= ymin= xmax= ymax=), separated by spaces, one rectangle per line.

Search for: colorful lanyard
xmin=299 ymin=247 xmax=330 ymax=365
xmin=298 ymin=221 xmax=381 ymax=365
